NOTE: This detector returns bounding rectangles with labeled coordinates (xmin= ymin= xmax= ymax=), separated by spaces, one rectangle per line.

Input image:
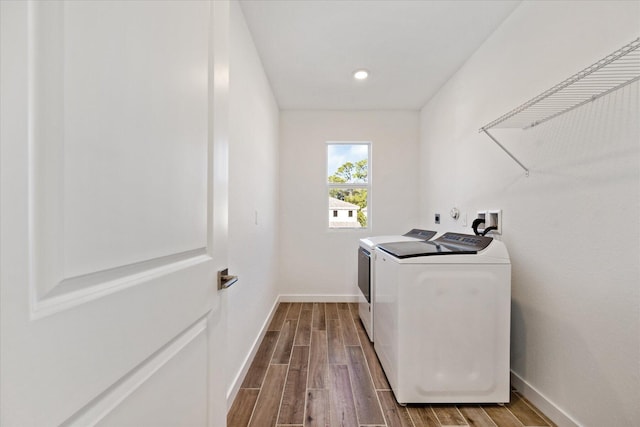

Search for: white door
xmin=0 ymin=1 xmax=230 ymax=425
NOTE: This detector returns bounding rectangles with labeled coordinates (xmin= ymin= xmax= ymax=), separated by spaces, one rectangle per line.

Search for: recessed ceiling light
xmin=353 ymin=69 xmax=369 ymax=80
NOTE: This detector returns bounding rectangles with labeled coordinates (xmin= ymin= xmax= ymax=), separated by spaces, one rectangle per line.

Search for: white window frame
xmin=326 ymin=141 xmax=371 ymax=230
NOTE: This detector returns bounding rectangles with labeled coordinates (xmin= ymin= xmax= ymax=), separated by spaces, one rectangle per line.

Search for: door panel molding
xmin=32 ymin=249 xmax=211 ymax=320
xmin=1 ymin=1 xmax=229 ymax=424
xmin=26 ymin=0 xmax=212 ymax=318
xmin=59 ymin=316 xmax=208 ymax=427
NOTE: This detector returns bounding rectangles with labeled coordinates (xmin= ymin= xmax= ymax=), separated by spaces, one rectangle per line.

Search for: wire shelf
xmin=481 ymin=37 xmax=639 ymax=130
xmin=479 ymin=37 xmax=640 ymax=176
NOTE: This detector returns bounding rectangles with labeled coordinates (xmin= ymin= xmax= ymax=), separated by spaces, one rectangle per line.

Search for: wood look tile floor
xmin=228 ymin=302 xmax=556 ymax=427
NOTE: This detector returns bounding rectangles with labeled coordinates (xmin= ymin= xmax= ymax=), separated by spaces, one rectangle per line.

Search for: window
xmin=327 ymin=142 xmax=370 ymax=229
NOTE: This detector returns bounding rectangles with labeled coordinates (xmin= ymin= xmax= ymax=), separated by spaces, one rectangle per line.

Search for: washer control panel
xmin=435 ymin=232 xmax=493 ymax=251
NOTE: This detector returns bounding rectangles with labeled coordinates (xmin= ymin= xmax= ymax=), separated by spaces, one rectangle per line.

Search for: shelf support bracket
xmin=480 ymin=128 xmax=529 ymax=177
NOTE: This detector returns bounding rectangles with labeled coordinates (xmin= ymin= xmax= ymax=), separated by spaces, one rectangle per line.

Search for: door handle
xmin=218 ymin=268 xmax=238 ymax=290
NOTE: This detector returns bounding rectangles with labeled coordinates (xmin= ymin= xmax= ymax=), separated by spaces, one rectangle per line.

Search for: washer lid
xmin=377 ymin=232 xmax=492 ymax=259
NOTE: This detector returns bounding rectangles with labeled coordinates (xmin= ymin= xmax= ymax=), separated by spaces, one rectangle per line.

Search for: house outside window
xmin=327 ymin=142 xmax=370 ymax=229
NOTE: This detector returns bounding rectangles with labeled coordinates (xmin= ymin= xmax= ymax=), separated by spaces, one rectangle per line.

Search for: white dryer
xmin=358 ymin=229 xmax=436 ymax=342
xmin=374 ymin=232 xmax=511 ymax=404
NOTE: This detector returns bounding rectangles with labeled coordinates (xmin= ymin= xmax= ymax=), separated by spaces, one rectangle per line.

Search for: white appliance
xmin=374 ymin=232 xmax=511 ymax=404
xmin=358 ymin=229 xmax=435 ymax=342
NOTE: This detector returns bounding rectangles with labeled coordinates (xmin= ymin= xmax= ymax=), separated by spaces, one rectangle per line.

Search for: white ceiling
xmin=239 ymin=0 xmax=521 ymax=110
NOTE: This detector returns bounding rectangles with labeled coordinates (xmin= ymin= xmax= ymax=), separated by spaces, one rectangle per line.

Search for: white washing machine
xmin=358 ymin=229 xmax=436 ymax=342
xmin=373 ymin=232 xmax=511 ymax=404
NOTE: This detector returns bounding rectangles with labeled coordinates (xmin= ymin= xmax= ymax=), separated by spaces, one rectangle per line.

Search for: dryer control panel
xmin=403 ymin=229 xmax=437 ymax=240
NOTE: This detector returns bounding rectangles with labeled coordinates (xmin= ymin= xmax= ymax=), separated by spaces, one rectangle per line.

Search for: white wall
xmin=226 ymin=0 xmax=280 ymax=402
xmin=279 ymin=111 xmax=420 ymax=297
xmin=418 ymin=1 xmax=639 ymax=426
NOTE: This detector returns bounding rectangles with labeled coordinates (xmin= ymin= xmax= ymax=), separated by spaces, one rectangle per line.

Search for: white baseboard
xmin=510 ymin=371 xmax=580 ymax=427
xmin=278 ymin=294 xmax=359 ymax=303
xmin=226 ymin=297 xmax=280 ymax=410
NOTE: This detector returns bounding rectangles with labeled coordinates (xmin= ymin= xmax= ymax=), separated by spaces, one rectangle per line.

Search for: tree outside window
xmin=327 ymin=143 xmax=370 ymax=229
